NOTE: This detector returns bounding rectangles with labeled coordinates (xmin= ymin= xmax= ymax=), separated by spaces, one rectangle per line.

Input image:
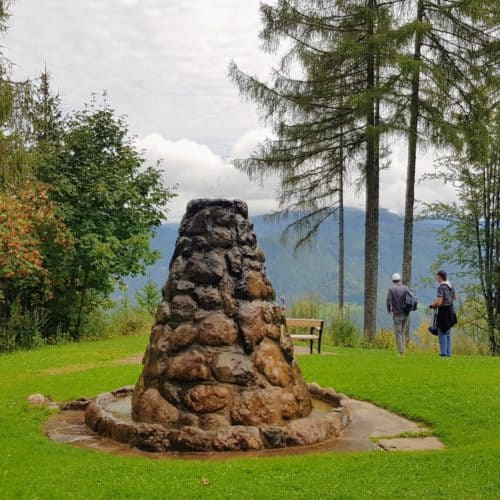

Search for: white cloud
xmin=137 ymin=131 xmax=279 ymax=222
xmin=230 ymin=127 xmax=273 ymax=159
xmin=6 ymin=0 xmax=273 ymax=157
xmin=138 ymin=127 xmax=457 ymax=224
xmin=6 ymin=0 xmax=457 ymax=222
xmin=378 ymin=142 xmax=457 ymax=214
xmin=119 ymin=0 xmax=139 ymax=7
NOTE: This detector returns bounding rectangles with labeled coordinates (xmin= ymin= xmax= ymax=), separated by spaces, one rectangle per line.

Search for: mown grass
xmin=0 ymin=335 xmax=499 ymax=499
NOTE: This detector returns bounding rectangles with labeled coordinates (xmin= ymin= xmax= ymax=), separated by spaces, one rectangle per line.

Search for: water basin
xmin=103 ymin=395 xmax=334 ymax=423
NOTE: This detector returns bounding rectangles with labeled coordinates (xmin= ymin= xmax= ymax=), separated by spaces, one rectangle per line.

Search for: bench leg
xmin=310 ymin=339 xmax=313 ymax=355
xmin=318 ymin=338 xmax=321 ymax=354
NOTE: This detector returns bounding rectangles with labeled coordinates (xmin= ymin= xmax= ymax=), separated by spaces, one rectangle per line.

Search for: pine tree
xmin=29 ymin=68 xmax=63 ymax=148
xmin=424 ymin=82 xmax=500 ymax=355
xmin=230 ymin=0 xmax=404 ymax=338
xmin=0 ymin=0 xmax=31 ymax=189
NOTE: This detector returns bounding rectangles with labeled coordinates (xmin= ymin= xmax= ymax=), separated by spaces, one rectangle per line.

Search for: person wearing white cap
xmin=386 ymin=272 xmax=410 ymax=355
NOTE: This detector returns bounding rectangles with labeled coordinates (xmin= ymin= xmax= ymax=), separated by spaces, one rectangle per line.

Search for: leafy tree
xmin=0 ymin=183 xmax=73 ymax=322
xmin=424 ymin=86 xmax=499 ymax=355
xmin=36 ymin=97 xmax=176 ymax=337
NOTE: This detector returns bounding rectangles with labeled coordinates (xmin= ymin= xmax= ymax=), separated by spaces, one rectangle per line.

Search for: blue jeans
xmin=438 ymin=329 xmax=452 ymax=356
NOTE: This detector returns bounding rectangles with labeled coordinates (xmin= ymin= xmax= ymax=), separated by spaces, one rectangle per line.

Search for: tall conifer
xmin=230 ymin=0 xmax=403 ymax=337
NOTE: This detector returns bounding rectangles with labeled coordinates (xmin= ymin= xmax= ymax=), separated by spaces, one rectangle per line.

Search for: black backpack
xmin=402 ymin=288 xmax=418 ymax=313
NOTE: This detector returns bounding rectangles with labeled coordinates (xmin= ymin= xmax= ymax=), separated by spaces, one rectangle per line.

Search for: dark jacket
xmin=386 ymin=283 xmax=409 ymax=316
xmin=436 ymin=282 xmax=457 ymax=332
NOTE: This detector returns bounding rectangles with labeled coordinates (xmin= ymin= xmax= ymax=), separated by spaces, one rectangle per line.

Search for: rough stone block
xmin=174 ymin=426 xmax=213 ymax=452
xmin=212 ymin=347 xmax=255 ymax=385
xmin=170 ymin=294 xmax=198 ymax=322
xmin=196 ymin=312 xmax=237 ymax=346
xmin=183 ymin=384 xmax=230 ymax=413
xmin=199 ymin=413 xmax=231 ymax=430
xmin=194 ymin=286 xmax=222 ymax=309
xmin=286 ymin=417 xmax=331 ymax=446
xmin=212 ymin=426 xmax=263 ymax=451
xmin=230 ymin=389 xmax=283 ymax=426
xmin=155 ymin=302 xmax=171 ymax=324
xmin=111 ymin=421 xmax=134 ymax=443
xmin=169 ymin=323 xmax=198 ymax=352
xmin=130 ymin=423 xmax=171 ymax=452
xmin=135 ymin=388 xmax=180 ymax=427
xmin=260 ymin=426 xmax=287 ymax=448
xmin=166 ymin=347 xmax=211 ymax=381
xmin=184 ymin=251 xmax=224 ymax=285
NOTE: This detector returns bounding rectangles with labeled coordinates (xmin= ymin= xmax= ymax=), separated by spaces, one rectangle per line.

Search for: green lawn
xmin=0 ymin=335 xmax=499 ymax=499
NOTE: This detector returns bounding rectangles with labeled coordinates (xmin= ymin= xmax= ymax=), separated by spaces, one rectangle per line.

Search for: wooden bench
xmin=286 ymin=318 xmax=324 ymax=354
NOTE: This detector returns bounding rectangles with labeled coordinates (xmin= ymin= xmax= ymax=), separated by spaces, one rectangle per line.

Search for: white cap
xmin=392 ymin=273 xmax=402 ymax=282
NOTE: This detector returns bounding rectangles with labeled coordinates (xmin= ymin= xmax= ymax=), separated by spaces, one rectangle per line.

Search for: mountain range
xmin=122 ymin=207 xmax=452 ymax=330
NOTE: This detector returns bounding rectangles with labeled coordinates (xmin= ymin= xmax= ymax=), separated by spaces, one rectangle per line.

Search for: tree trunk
xmin=74 ymin=270 xmax=89 ymax=340
xmin=338 ymin=112 xmax=345 ymax=316
xmin=401 ymin=0 xmax=424 ymax=344
xmin=487 ymin=314 xmax=498 ymax=356
xmin=494 ymin=261 xmax=500 ymax=356
xmin=338 ymin=163 xmax=345 ymax=317
xmin=363 ymin=0 xmax=379 ymax=340
xmin=364 ymin=139 xmax=379 ymax=340
xmin=402 ymin=0 xmax=424 ymax=286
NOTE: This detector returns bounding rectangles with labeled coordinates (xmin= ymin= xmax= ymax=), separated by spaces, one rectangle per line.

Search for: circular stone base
xmin=84 ymin=383 xmax=351 ymax=452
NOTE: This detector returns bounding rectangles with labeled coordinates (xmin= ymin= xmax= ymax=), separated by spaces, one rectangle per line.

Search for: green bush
xmin=330 ymin=315 xmax=360 ymax=347
xmin=362 ymin=328 xmax=398 ymax=350
xmin=0 ymin=283 xmax=157 ymax=353
xmin=288 ymin=294 xmax=361 ymax=347
xmin=0 ymin=304 xmax=47 ymax=352
xmin=80 ymin=297 xmax=153 ymax=341
xmin=395 ymin=318 xmax=490 ymax=356
xmin=0 ymin=315 xmax=17 ymax=352
xmin=135 ymin=279 xmax=162 ymax=316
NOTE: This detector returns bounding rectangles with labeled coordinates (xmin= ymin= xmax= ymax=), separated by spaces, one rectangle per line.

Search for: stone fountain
xmin=85 ymin=199 xmax=350 ymax=452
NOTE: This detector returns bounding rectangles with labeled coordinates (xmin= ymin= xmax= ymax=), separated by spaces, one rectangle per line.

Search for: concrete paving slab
xmin=377 ymin=437 xmax=444 ymax=451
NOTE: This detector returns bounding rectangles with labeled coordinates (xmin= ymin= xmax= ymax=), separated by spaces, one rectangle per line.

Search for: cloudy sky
xmin=6 ymin=0 xmax=450 ymax=221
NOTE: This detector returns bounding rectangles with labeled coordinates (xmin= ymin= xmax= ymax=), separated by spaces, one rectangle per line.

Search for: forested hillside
xmin=123 ymin=207 xmax=449 ymax=329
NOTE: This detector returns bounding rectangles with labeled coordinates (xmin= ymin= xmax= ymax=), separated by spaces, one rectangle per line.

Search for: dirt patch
xmin=41 ymin=363 xmax=105 ymax=376
xmin=293 ymin=345 xmax=337 ymax=356
xmin=114 ymin=353 xmax=143 ymax=365
xmin=37 ymin=353 xmax=144 ymax=376
xmin=37 ymin=347 xmax=333 ymax=377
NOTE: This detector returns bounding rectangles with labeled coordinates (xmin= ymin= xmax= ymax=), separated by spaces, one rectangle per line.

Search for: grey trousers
xmin=393 ymin=314 xmax=409 ymax=354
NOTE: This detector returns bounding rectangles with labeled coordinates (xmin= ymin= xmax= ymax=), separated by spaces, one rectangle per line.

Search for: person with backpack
xmin=429 ymin=270 xmax=457 ymax=357
xmin=386 ymin=273 xmax=418 ymax=356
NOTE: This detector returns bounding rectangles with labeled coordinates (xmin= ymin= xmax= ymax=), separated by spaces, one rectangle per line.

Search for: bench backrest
xmin=285 ymin=318 xmax=324 ymax=330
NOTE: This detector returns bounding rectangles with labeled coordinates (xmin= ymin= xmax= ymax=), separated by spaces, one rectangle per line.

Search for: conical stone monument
xmin=132 ymin=199 xmax=313 ymax=429
xmin=85 ymin=199 xmax=350 ymax=452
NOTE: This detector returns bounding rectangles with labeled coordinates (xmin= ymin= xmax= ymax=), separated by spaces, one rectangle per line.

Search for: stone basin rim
xmin=84 ymin=382 xmax=351 ymax=453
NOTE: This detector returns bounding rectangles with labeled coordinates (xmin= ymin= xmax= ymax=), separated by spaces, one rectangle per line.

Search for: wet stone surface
xmin=84 ymin=385 xmax=351 ymax=452
xmin=83 ymin=199 xmax=353 ymax=452
xmin=129 ymin=200 xmax=322 ymax=438
xmin=47 ymin=396 xmax=444 ymax=458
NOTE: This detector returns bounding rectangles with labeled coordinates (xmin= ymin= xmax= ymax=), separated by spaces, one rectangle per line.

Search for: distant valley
xmin=122 ymin=207 xmax=452 ymax=329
